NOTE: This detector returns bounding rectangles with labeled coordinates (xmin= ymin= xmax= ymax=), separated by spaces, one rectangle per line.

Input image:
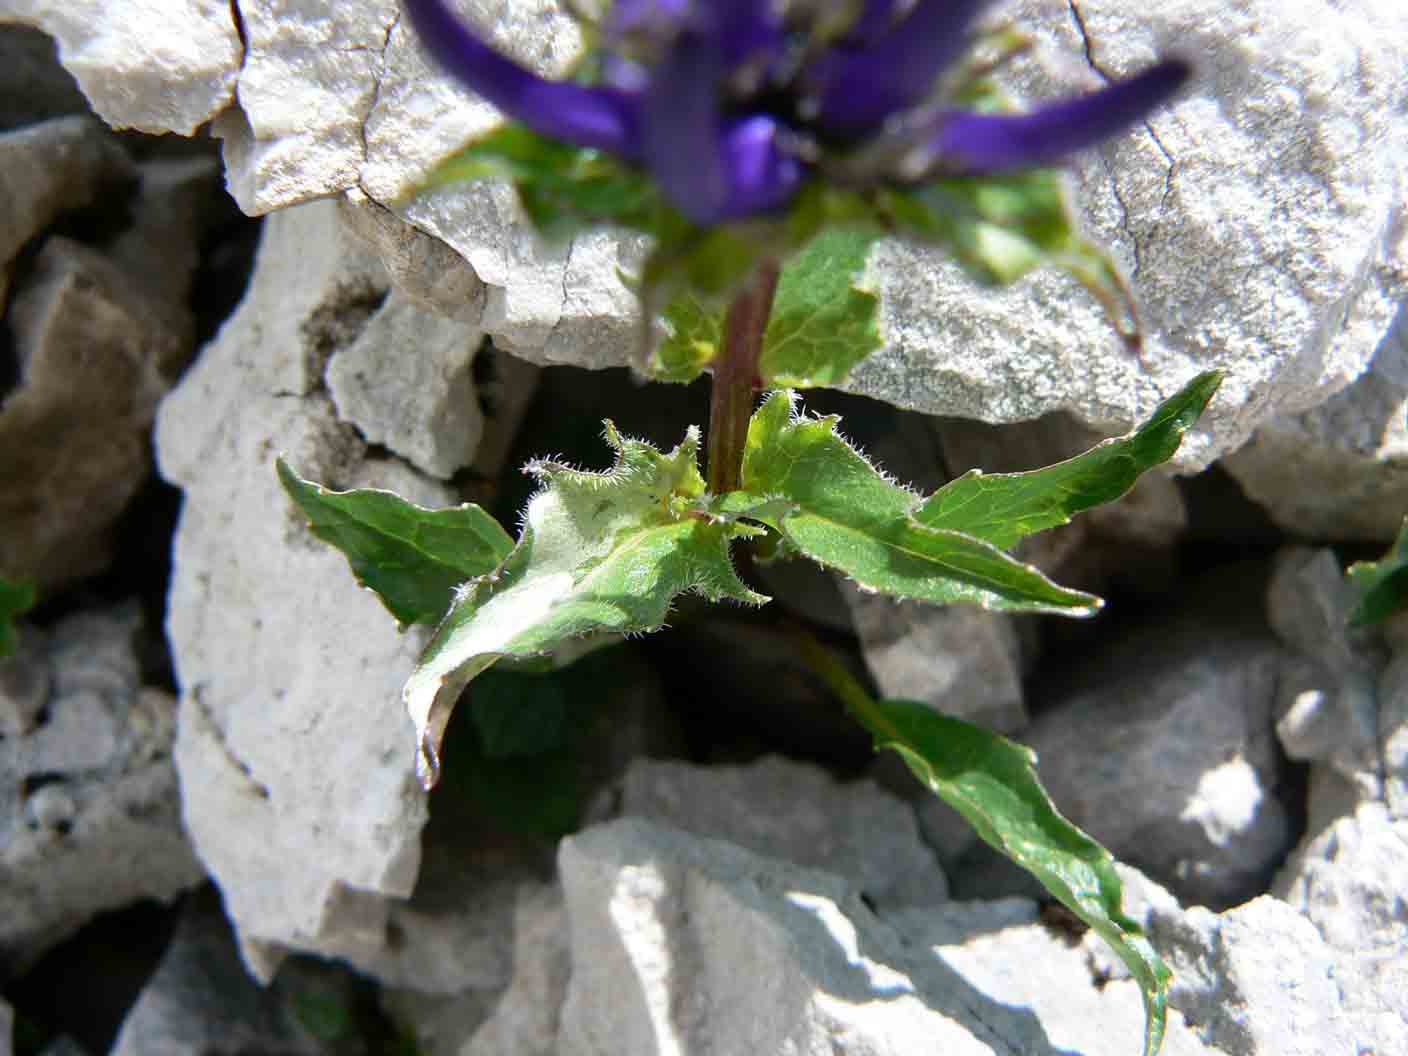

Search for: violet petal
xmin=403 ymin=0 xmax=642 ymax=158
xmin=641 ymin=27 xmax=729 ymax=222
xmin=930 ymin=59 xmax=1191 ymax=172
xmin=804 ymin=0 xmax=993 ymax=138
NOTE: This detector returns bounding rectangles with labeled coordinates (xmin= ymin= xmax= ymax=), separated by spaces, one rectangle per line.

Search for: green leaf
xmin=277 ymin=459 xmax=515 ymax=629
xmin=653 ymin=285 xmax=724 ymax=384
xmin=417 ymin=122 xmax=666 ymax=242
xmin=404 ymin=424 xmax=766 ymax=789
xmin=759 ymin=227 xmax=882 ymax=387
xmin=914 ymin=372 xmax=1223 ymax=549
xmin=862 ymin=699 xmax=1171 ymax=1056
xmin=739 ymin=392 xmax=1099 ymax=614
xmin=1 ymin=575 xmax=37 ymax=658
xmin=650 ymin=225 xmax=882 ymax=387
xmin=1347 ymin=517 xmax=1408 ymax=626
xmin=791 ymin=629 xmax=1170 ymax=1056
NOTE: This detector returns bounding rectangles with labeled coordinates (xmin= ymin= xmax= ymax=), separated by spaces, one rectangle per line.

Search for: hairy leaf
xmin=469 ymin=666 xmax=569 ymax=758
xmin=652 ymin=286 xmax=724 ymax=383
xmin=760 ymin=227 xmax=882 ymax=387
xmin=404 ymin=425 xmax=765 ymax=789
xmin=739 ymin=392 xmax=1098 ymax=614
xmin=1348 ymin=518 xmax=1408 ymax=626
xmin=860 ymin=698 xmax=1172 ymax=1056
xmin=277 ymin=460 xmax=515 ymax=629
xmin=915 ymin=372 xmax=1222 ymax=549
xmin=1 ymin=575 xmax=36 ymax=658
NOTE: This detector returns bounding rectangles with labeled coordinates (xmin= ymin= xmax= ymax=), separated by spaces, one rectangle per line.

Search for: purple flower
xmin=404 ymin=0 xmax=1189 ymax=226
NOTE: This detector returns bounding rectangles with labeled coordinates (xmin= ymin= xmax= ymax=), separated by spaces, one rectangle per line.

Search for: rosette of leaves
xmin=408 ymin=0 xmax=1190 ymax=383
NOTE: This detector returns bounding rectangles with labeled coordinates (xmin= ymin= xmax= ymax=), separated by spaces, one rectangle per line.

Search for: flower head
xmin=405 ymin=0 xmax=1189 ymax=226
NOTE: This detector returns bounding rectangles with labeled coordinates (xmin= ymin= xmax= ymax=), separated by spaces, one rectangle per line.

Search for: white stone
xmin=557 ymin=818 xmax=1214 ymax=1056
xmin=615 ymin=755 xmax=948 ymax=909
xmin=327 ymin=289 xmax=485 ymax=480
xmin=1023 ymin=621 xmax=1291 ymax=907
xmin=0 ymin=604 xmax=204 ymax=972
xmin=1224 ymin=294 xmax=1408 ymax=542
xmin=0 ymin=0 xmax=241 ymax=134
xmin=155 ymin=199 xmax=459 ymax=981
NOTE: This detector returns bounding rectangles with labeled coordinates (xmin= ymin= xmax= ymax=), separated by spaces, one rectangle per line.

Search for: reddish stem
xmin=705 ymin=260 xmax=781 ymax=495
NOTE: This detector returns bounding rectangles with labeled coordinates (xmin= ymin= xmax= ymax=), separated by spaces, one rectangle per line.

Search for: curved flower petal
xmin=803 ymin=0 xmax=993 ymax=138
xmin=641 ymin=26 xmax=729 ymax=221
xmin=717 ymin=115 xmax=805 ymax=218
xmin=403 ymin=0 xmax=643 ymax=158
xmin=928 ymin=59 xmax=1191 ymax=172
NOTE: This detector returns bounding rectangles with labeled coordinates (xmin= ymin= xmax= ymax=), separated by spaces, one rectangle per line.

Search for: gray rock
xmin=557 ymin=818 xmax=1213 ymax=1056
xmin=110 ymin=891 xmax=359 ymax=1056
xmin=326 ymin=290 xmax=485 ymax=480
xmin=1274 ymin=799 xmax=1408 ymax=1054
xmin=339 ymin=190 xmax=485 ymax=324
xmin=0 ymin=603 xmax=203 ymax=975
xmin=155 ymin=199 xmax=456 ymax=981
xmin=842 ymin=586 xmax=1028 ymax=735
xmin=1146 ymin=893 xmax=1356 ymax=1056
xmin=1380 ymin=642 xmax=1408 ymax=820
xmin=460 ymin=883 xmax=569 ymax=1056
xmin=1266 ymin=547 xmax=1387 ymax=795
xmin=0 ymin=114 xmax=132 ymax=306
xmin=1023 ymin=621 xmax=1292 ymax=907
xmin=615 ymin=755 xmax=948 ymax=909
xmin=0 ymin=0 xmax=241 ymax=134
xmin=0 ymin=230 xmax=192 ymax=593
xmin=1225 ymin=303 xmax=1408 ymax=541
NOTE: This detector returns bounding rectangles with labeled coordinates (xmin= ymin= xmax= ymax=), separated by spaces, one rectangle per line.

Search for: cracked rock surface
xmin=0 ymin=603 xmax=204 ymax=976
xmin=154 ymin=199 xmax=487 ymax=980
xmin=18 ymin=0 xmax=1404 ymax=470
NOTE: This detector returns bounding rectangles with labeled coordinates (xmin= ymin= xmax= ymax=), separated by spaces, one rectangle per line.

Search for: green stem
xmin=706 ymin=259 xmax=781 ymax=495
xmin=788 ymin=620 xmax=901 ymax=745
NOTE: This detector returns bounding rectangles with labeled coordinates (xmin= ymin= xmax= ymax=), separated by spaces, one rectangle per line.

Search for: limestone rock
xmin=0 ymin=220 xmax=193 ymax=592
xmin=842 ymin=587 xmax=1028 ymax=736
xmin=110 ymin=892 xmax=350 ymax=1056
xmin=326 ymin=289 xmax=485 ymax=480
xmin=0 ymin=603 xmax=203 ymax=976
xmin=557 ymin=818 xmax=1213 ymax=1056
xmin=1023 ymin=620 xmax=1292 ymax=907
xmin=155 ymin=200 xmax=455 ymax=982
xmin=615 ymin=755 xmax=948 ymax=909
xmin=1225 ymin=300 xmax=1408 ymax=542
xmin=1266 ymin=547 xmax=1387 ymax=795
xmin=0 ymin=114 xmax=132 ymax=306
xmin=0 ymin=0 xmax=241 ymax=134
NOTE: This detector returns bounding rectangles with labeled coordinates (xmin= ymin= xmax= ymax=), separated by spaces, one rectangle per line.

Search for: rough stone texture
xmin=0 ymin=114 xmax=132 ymax=307
xmin=0 ymin=0 xmax=241 ymax=134
xmin=1024 ymin=620 xmax=1292 ymax=908
xmin=848 ymin=0 xmax=1408 ymax=469
xmin=557 ymin=818 xmax=1214 ymax=1056
xmin=1274 ymin=800 xmax=1408 ymax=1054
xmin=459 ymin=883 xmax=569 ymax=1056
xmin=1225 ymin=299 xmax=1408 ymax=542
xmin=155 ymin=199 xmax=453 ymax=982
xmin=327 ymin=289 xmax=485 ymax=480
xmin=109 ymin=891 xmax=350 ymax=1056
xmin=1266 ymin=547 xmax=1388 ymax=796
xmin=23 ymin=1 xmax=1405 ymax=469
xmin=842 ymin=587 xmax=1028 ymax=735
xmin=1380 ymin=612 xmax=1408 ymax=820
xmin=0 ymin=154 xmax=210 ymax=594
xmin=0 ymin=603 xmax=204 ymax=976
xmin=615 ymin=755 xmax=948 ymax=909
